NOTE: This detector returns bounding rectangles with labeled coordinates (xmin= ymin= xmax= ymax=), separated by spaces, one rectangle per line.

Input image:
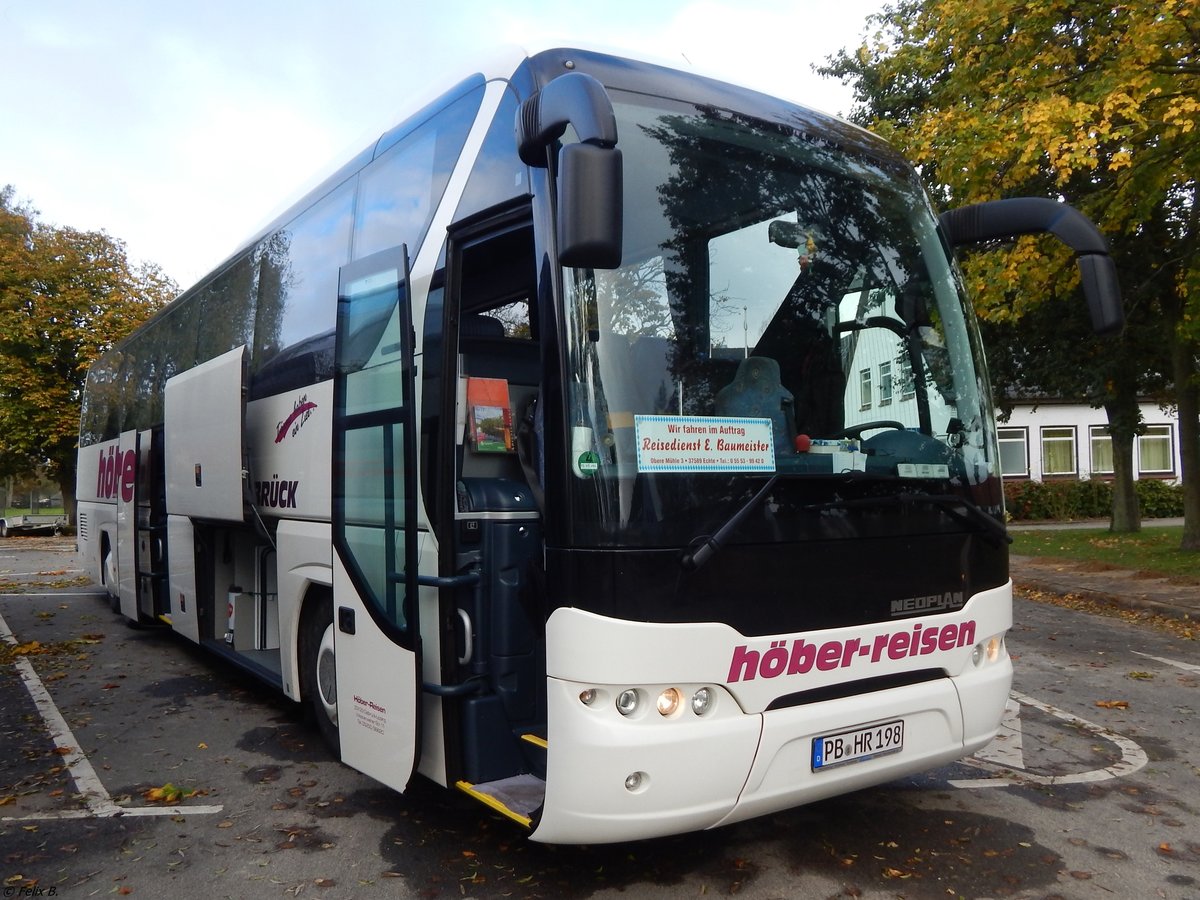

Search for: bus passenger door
xmin=331 ymin=245 xmax=421 ymax=791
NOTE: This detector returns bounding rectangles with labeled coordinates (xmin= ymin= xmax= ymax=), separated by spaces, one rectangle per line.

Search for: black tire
xmin=301 ymin=594 xmax=341 ymax=756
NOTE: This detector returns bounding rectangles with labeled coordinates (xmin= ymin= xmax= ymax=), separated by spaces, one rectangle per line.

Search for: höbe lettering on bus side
xmin=726 ymin=620 xmax=977 ymax=683
xmin=96 ymin=445 xmax=137 ymax=502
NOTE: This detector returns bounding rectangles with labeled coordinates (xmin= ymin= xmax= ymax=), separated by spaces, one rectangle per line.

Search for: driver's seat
xmin=714 ymin=356 xmax=795 ymax=454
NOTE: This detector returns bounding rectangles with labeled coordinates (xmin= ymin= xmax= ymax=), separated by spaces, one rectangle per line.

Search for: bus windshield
xmin=561 ymin=93 xmax=1000 ymax=547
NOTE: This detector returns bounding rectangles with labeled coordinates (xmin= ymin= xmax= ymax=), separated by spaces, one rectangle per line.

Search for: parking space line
xmin=1133 ymin=651 xmax=1200 ymax=674
xmin=949 ymin=689 xmax=1148 ymax=789
xmin=0 ymin=591 xmax=108 ymax=599
xmin=0 ymin=609 xmax=223 ymax=821
xmin=0 ymin=568 xmax=86 ymax=579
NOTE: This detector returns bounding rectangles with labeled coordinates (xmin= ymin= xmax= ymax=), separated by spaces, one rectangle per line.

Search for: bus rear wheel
xmin=302 ymin=596 xmax=340 ymax=756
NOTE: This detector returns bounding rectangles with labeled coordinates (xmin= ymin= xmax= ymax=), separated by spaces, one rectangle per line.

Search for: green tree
xmin=0 ymin=186 xmax=176 ymax=524
xmin=824 ymin=0 xmax=1200 ymax=547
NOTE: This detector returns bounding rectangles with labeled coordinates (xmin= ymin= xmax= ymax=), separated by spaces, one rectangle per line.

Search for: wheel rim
xmin=316 ymin=623 xmax=338 ymax=727
xmin=104 ymin=550 xmax=118 ymax=595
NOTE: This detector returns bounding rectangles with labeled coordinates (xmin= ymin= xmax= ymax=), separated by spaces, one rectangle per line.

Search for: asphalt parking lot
xmin=3 ymin=535 xmax=1199 ymax=899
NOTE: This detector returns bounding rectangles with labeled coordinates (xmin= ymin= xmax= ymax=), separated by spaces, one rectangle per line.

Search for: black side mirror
xmin=556 ymin=142 xmax=622 ymax=268
xmin=939 ymin=198 xmax=1123 ymax=335
xmin=516 ymin=72 xmax=623 ymax=270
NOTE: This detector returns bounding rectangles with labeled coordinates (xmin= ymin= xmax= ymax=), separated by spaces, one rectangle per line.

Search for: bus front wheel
xmin=301 ymin=596 xmax=341 ymax=756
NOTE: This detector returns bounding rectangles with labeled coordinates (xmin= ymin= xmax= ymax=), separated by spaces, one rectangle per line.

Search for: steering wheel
xmin=827 ymin=421 xmax=906 ymax=440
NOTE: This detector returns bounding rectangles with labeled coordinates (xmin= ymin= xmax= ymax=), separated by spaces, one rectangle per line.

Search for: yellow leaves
xmin=1095 ymin=699 xmax=1130 ymax=709
xmin=1107 ymin=149 xmax=1133 ymax=172
xmin=141 ymin=783 xmax=207 ymax=804
xmin=1163 ymin=95 xmax=1200 ymax=134
xmin=9 ymin=640 xmax=47 ymax=656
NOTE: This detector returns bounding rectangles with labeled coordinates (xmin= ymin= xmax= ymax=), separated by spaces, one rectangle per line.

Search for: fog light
xmin=691 ymin=686 xmax=713 ymax=716
xmin=972 ymin=643 xmax=984 ymax=667
xmin=986 ymin=636 xmax=1003 ymax=663
xmin=625 ymin=771 xmax=647 ymax=792
xmin=579 ymin=689 xmax=597 ymax=706
xmin=657 ymin=687 xmax=681 ymax=717
xmin=616 ymin=689 xmax=640 ymax=716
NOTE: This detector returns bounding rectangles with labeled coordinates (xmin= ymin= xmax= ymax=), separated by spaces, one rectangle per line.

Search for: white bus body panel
xmin=245 ymin=382 xmax=334 ymax=523
xmin=166 ymin=515 xmax=200 ymax=642
xmin=532 ymin=584 xmax=1012 ymax=844
xmin=76 ymin=439 xmax=121 ymax=591
xmin=274 ymin=519 xmax=333 ymax=703
xmin=164 ymin=345 xmax=247 ymax=522
xmin=332 ymin=551 xmax=419 ymax=793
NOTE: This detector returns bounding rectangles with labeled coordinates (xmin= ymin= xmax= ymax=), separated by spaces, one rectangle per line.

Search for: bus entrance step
xmin=520 ymin=732 xmax=547 ymax=749
xmin=455 ymin=774 xmax=545 ymax=828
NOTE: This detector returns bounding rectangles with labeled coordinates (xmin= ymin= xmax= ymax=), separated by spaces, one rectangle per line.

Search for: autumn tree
xmin=0 ymin=186 xmax=176 ymax=523
xmin=825 ymin=0 xmax=1200 ymax=547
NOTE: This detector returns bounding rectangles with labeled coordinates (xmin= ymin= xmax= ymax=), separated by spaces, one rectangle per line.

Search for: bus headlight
xmin=691 ymin=686 xmax=713 ymax=716
xmin=972 ymin=635 xmax=1005 ymax=667
xmin=579 ymin=688 xmax=598 ymax=706
xmin=616 ymin=688 xmax=640 ymax=716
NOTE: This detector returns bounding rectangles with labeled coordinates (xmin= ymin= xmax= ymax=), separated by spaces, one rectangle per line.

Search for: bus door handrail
xmin=390 ymin=569 xmax=488 ymax=697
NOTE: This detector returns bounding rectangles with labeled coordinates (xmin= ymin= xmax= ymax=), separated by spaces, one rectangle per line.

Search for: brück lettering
xmin=254 ymin=476 xmax=300 ymax=509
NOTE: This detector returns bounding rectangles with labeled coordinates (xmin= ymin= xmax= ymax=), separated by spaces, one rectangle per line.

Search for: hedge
xmin=1003 ymin=478 xmax=1185 ymax=521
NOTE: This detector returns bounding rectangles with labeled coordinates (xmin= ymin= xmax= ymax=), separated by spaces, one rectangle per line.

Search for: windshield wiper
xmin=804 ymin=492 xmax=1011 ymax=545
xmin=680 ymin=474 xmax=780 ymax=572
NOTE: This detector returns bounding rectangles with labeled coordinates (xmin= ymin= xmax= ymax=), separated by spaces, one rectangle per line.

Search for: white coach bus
xmin=76 ymin=46 xmax=1121 ymax=843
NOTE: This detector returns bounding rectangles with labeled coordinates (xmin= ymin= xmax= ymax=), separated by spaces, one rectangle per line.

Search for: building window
xmin=1090 ymin=425 xmax=1114 ymax=475
xmin=899 ymin=357 xmax=916 ymax=401
xmin=878 ymin=361 xmax=893 ymax=406
xmin=998 ymin=427 xmax=1029 ymax=477
xmin=1138 ymin=424 xmax=1174 ymax=475
xmin=859 ymin=368 xmax=872 ymax=410
xmin=1041 ymin=426 xmax=1077 ymax=477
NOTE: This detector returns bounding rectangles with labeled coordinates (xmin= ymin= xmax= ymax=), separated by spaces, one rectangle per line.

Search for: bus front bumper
xmin=530 ymin=658 xmax=1012 ymax=844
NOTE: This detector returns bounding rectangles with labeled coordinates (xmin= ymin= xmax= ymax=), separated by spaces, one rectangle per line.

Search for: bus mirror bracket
xmin=939 ymin=197 xmax=1124 ymax=336
xmin=516 ymin=71 xmax=623 ymax=269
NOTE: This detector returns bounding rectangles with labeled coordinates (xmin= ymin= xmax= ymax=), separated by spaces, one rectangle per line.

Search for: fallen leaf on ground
xmin=142 ymin=783 xmax=206 ymax=804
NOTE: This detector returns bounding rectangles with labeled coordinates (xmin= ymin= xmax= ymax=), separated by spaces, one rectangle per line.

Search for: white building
xmin=997 ymin=400 xmax=1182 ymax=484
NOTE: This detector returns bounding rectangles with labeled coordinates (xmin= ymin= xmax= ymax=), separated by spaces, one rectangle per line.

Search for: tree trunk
xmin=1104 ymin=377 xmax=1142 ymax=533
xmin=57 ymin=468 xmax=76 ymax=530
xmin=1109 ymin=428 xmax=1140 ymax=532
xmin=1171 ymin=333 xmax=1200 ymax=551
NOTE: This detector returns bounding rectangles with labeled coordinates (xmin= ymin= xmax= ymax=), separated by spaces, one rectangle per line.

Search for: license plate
xmin=812 ymin=719 xmax=904 ymax=771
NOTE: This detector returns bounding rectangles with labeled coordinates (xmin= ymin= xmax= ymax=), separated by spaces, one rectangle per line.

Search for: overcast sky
xmin=2 ymin=1 xmax=881 ymax=290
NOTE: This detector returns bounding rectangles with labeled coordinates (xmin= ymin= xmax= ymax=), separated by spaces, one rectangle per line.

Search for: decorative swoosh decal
xmin=275 ymin=402 xmax=318 ymax=443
